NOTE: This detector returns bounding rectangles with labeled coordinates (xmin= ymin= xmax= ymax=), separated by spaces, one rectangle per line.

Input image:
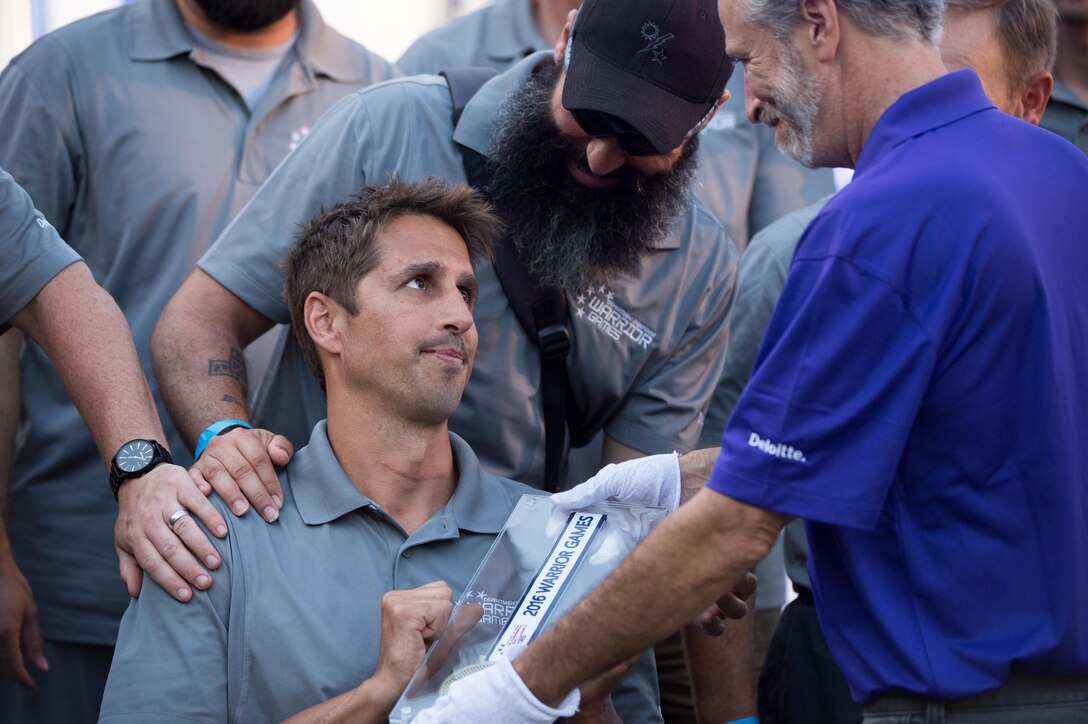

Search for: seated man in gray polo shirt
xmin=100 ymin=179 xmax=640 ymax=722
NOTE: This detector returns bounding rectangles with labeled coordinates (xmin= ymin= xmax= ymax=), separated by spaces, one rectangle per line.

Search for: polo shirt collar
xmin=443 ymin=433 xmax=519 ymax=534
xmin=483 ymin=0 xmax=549 ymax=65
xmin=453 ymin=50 xmax=550 ymax=159
xmin=855 ymin=70 xmax=994 ymax=178
xmin=290 ymin=422 xmax=511 ymax=535
xmin=129 ymin=0 xmax=364 ymax=82
xmin=130 ymin=0 xmax=194 ymax=61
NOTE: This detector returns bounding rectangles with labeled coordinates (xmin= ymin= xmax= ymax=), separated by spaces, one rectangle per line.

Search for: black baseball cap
xmin=562 ymin=0 xmax=733 ymax=155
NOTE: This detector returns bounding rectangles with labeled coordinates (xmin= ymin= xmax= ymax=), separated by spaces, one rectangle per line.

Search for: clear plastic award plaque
xmin=389 ymin=494 xmax=666 ymax=722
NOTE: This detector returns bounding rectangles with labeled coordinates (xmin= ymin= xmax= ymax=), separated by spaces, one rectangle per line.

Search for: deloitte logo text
xmin=748 ymin=432 xmax=807 ymax=463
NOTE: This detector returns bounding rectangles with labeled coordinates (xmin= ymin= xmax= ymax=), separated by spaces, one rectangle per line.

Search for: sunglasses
xmin=570 ymin=109 xmax=663 ymax=156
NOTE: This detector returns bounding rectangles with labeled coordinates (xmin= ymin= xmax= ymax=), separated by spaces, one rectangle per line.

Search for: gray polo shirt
xmin=0 ymin=0 xmax=398 ymax=646
xmin=0 ymin=168 xmax=81 ymax=332
xmin=698 ymin=199 xmax=831 ymax=590
xmin=200 ymin=52 xmax=737 ymax=488
xmin=100 ymin=424 xmax=660 ymax=722
xmin=1041 ymin=78 xmax=1088 ymax=156
xmin=99 ymin=425 xmax=529 ymax=721
xmin=397 ymin=0 xmax=546 ymax=73
xmin=395 ymin=0 xmax=835 ymax=250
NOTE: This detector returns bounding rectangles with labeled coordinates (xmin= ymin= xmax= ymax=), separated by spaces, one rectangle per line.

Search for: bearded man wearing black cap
xmin=0 ymin=1 xmax=397 ymax=721
xmin=145 ymin=1 xmax=738 ymax=719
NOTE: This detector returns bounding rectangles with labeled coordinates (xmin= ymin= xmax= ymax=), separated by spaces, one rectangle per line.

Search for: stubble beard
xmin=764 ymin=40 xmax=826 ymax=168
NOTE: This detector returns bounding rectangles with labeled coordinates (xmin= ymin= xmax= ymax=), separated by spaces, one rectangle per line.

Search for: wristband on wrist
xmin=724 ymin=717 xmax=759 ymax=724
xmin=194 ymin=419 xmax=252 ymax=461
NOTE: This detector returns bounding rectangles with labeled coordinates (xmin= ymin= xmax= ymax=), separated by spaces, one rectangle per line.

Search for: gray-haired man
xmin=698 ymin=0 xmax=1061 ymax=720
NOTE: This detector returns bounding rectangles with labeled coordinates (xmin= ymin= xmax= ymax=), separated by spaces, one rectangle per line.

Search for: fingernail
xmin=178 ymin=587 xmax=192 ymax=600
xmin=36 ymin=657 xmax=49 ymax=672
xmin=272 ymin=495 xmax=283 ymax=509
xmin=263 ymin=506 xmax=279 ymax=523
xmin=205 ymin=554 xmax=220 ymax=567
xmin=196 ymin=574 xmax=211 ymax=589
xmin=232 ymin=500 xmax=248 ymax=515
xmin=215 ymin=524 xmax=227 ymax=536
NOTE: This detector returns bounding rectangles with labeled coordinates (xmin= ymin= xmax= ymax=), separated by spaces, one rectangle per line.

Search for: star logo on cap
xmin=638 ymin=21 xmax=675 ymax=66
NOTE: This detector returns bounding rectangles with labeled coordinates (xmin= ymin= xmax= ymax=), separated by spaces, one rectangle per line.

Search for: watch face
xmin=117 ymin=440 xmax=155 ymax=473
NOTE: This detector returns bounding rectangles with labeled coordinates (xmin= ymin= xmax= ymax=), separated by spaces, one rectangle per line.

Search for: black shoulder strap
xmin=440 ymin=67 xmax=497 ymax=193
xmin=442 ymin=67 xmax=576 ymax=493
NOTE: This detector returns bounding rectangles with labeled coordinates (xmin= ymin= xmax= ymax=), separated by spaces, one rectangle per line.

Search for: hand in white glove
xmin=551 ymin=453 xmax=682 ymax=513
xmin=414 ymin=652 xmax=579 ymax=723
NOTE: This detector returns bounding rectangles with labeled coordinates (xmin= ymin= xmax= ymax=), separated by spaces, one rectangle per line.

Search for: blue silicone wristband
xmin=194 ymin=419 xmax=252 ymax=461
xmin=724 ymin=718 xmax=758 ymax=724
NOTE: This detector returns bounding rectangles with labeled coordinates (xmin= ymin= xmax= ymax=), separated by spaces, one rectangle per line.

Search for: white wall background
xmin=0 ymin=0 xmax=493 ymax=69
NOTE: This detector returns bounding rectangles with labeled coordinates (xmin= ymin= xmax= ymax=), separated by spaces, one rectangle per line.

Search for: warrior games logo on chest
xmin=575 ymin=287 xmax=657 ymax=349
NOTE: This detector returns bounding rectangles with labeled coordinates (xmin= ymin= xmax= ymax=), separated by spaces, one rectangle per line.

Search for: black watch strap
xmin=109 ymin=439 xmax=172 ymax=500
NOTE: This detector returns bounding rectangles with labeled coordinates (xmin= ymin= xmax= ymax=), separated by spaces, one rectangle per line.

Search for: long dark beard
xmin=484 ymin=63 xmax=698 ymax=294
xmin=192 ymin=0 xmax=299 ymax=31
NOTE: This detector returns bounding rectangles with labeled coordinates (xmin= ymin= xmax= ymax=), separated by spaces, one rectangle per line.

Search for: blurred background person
xmin=0 ymin=1 xmax=397 ymax=720
xmin=1043 ymin=0 xmax=1088 ymax=153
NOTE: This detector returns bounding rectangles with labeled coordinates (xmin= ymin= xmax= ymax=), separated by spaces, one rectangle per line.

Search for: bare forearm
xmin=600 ymin=435 xmax=648 ymax=466
xmin=152 ymin=271 xmax=272 ymax=451
xmin=684 ymin=593 xmax=757 ymax=722
xmin=10 ymin=264 xmax=165 ymax=464
xmin=281 ymin=676 xmax=399 ymax=724
xmin=680 ymin=447 xmax=721 ymax=504
xmin=0 ymin=330 xmax=22 ymax=522
xmin=516 ymin=488 xmax=784 ymax=706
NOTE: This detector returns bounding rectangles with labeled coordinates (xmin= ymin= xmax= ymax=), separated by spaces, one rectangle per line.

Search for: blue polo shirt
xmin=708 ymin=70 xmax=1088 ymax=703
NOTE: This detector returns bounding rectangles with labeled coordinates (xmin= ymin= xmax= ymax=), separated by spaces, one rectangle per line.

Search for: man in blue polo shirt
xmin=700 ymin=0 xmax=1062 ymax=720
xmin=414 ymin=0 xmax=1088 ymax=720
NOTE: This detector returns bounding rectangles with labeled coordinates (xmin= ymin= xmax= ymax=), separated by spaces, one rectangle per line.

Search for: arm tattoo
xmin=208 ymin=348 xmax=249 ymax=399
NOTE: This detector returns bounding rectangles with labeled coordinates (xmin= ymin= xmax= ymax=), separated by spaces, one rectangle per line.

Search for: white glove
xmin=415 ymin=653 xmax=579 ymax=723
xmin=551 ymin=452 xmax=682 ymax=513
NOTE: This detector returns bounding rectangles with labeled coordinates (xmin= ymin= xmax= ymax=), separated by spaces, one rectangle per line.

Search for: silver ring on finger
xmin=168 ymin=509 xmax=192 ymax=532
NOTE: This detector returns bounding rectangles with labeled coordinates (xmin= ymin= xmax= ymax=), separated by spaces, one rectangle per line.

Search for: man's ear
xmin=553 ymin=9 xmax=577 ymax=65
xmin=1019 ymin=71 xmax=1054 ymax=126
xmin=304 ymin=292 xmax=343 ymax=358
xmin=799 ymin=0 xmax=841 ymax=61
xmin=694 ymin=89 xmax=732 ymax=135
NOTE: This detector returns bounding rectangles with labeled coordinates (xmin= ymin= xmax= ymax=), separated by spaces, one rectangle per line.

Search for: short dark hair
xmin=945 ymin=0 xmax=1058 ymax=95
xmin=282 ymin=177 xmax=499 ymax=390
